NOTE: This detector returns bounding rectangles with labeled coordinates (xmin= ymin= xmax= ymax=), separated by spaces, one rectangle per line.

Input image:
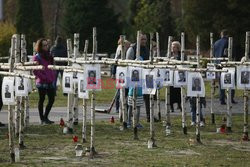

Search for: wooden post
xmin=243 ymin=31 xmax=250 ymax=138
xmin=24 ymin=37 xmax=30 ymax=128
xmin=133 ymin=31 xmax=141 ymax=140
xmin=82 ymin=40 xmax=88 ymax=143
xmin=19 ymin=34 xmax=26 ymax=148
xmin=210 ymin=33 xmax=215 ymax=124
xmin=8 ymin=35 xmax=16 ymax=163
xmin=24 ymin=96 xmax=29 ymax=128
xmin=73 ymin=33 xmax=79 ymax=125
xmin=136 ymin=31 xmax=141 ymax=60
xmin=90 ymin=27 xmax=97 ymax=157
xmin=165 ymin=36 xmax=172 ymax=135
xmin=148 ymin=32 xmax=156 ymax=148
xmin=181 ymin=32 xmax=187 ymax=134
xmin=196 ymin=35 xmax=201 ymax=143
xmin=66 ymin=38 xmax=74 ymax=134
xmin=14 ymin=34 xmax=21 ymax=137
xmin=120 ymin=35 xmax=127 ymax=130
xmin=226 ymin=37 xmax=233 ymax=132
xmin=156 ymin=32 xmax=161 ymax=121
xmin=196 ymin=95 xmax=201 ymax=143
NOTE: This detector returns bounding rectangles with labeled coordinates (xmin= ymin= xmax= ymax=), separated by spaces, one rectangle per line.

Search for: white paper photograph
xmin=220 ymin=68 xmax=235 ymax=89
xmin=62 ymin=72 xmax=74 ymax=93
xmin=162 ymin=69 xmax=174 ymax=87
xmin=174 ymin=69 xmax=187 ymax=87
xmin=15 ymin=77 xmax=28 ymax=96
xmin=78 ymin=75 xmax=89 ymax=99
xmin=84 ymin=64 xmax=101 ymax=90
xmin=206 ymin=64 xmax=216 ymax=80
xmin=237 ymin=66 xmax=250 ymax=89
xmin=142 ymin=69 xmax=157 ymax=95
xmin=187 ymin=72 xmax=205 ymax=97
xmin=116 ymin=67 xmax=127 ymax=89
xmin=72 ymin=63 xmax=82 ymax=84
xmin=128 ymin=67 xmax=142 ymax=88
xmin=2 ymin=77 xmax=15 ymax=105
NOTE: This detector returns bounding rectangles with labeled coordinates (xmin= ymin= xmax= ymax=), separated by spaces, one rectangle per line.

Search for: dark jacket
xmin=214 ymin=37 xmax=228 ymax=58
xmin=50 ymin=44 xmax=67 ymax=66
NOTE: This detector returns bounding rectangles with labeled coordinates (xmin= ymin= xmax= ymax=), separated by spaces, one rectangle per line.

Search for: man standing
xmin=126 ymin=34 xmax=155 ymax=123
xmin=214 ymin=29 xmax=236 ymax=104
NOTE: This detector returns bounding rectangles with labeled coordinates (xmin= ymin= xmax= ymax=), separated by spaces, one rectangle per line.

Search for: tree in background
xmin=0 ymin=22 xmax=16 ymax=60
xmin=134 ymin=0 xmax=160 ymax=34
xmin=183 ymin=0 xmax=250 ymax=59
xmin=62 ymin=0 xmax=121 ymax=54
xmin=16 ymin=0 xmax=44 ymax=54
xmin=129 ymin=0 xmax=174 ymax=52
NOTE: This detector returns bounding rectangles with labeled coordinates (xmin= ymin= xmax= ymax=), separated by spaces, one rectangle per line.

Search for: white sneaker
xmin=191 ymin=122 xmax=195 ymax=126
xmin=200 ymin=121 xmax=205 ymax=127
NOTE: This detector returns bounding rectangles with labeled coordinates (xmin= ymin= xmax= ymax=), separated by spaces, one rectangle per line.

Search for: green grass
xmin=0 ymin=115 xmax=250 ymax=166
xmin=28 ymin=77 xmax=244 ymax=108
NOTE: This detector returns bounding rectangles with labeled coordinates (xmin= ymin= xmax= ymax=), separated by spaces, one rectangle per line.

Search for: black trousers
xmin=144 ymin=94 xmax=150 ymax=120
xmin=38 ymin=88 xmax=55 ymax=121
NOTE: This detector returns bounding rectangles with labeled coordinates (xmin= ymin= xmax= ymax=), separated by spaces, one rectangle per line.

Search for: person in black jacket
xmin=50 ymin=36 xmax=67 ymax=89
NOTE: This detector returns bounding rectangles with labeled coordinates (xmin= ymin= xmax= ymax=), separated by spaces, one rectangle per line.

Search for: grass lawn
xmin=27 ymin=77 xmax=244 ymax=108
xmin=0 ymin=115 xmax=250 ymax=166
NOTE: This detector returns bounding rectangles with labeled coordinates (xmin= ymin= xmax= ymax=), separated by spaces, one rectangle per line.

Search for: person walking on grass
xmin=50 ymin=36 xmax=67 ymax=90
xmin=33 ymin=38 xmax=56 ymax=124
xmin=169 ymin=41 xmax=182 ymax=112
xmin=213 ymin=29 xmax=237 ymax=105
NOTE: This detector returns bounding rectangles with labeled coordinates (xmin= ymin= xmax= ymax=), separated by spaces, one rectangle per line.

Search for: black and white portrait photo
xmin=2 ymin=77 xmax=15 ymax=105
xmin=119 ymin=72 xmax=125 ymax=84
xmin=164 ymin=71 xmax=170 ymax=81
xmin=131 ymin=69 xmax=139 ymax=82
xmin=221 ymin=68 xmax=235 ymax=89
xmin=65 ymin=76 xmax=71 ymax=88
xmin=178 ymin=71 xmax=186 ymax=82
xmin=206 ymin=65 xmax=216 ymax=80
xmin=116 ymin=67 xmax=127 ymax=89
xmin=63 ymin=72 xmax=74 ymax=94
xmin=78 ymin=76 xmax=89 ymax=99
xmin=88 ymin=70 xmax=97 ymax=84
xmin=18 ymin=78 xmax=24 ymax=90
xmin=84 ymin=64 xmax=101 ymax=90
xmin=237 ymin=66 xmax=250 ymax=89
xmin=73 ymin=72 xmax=77 ymax=79
xmin=146 ymin=75 xmax=154 ymax=89
xmin=142 ymin=69 xmax=156 ymax=95
xmin=5 ymin=85 xmax=11 ymax=98
xmin=187 ymin=72 xmax=205 ymax=97
xmin=192 ymin=78 xmax=201 ymax=91
xmin=241 ymin=71 xmax=249 ymax=84
xmin=224 ymin=73 xmax=231 ymax=84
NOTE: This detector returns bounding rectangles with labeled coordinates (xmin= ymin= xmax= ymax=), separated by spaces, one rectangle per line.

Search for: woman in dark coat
xmin=170 ymin=41 xmax=182 ymax=112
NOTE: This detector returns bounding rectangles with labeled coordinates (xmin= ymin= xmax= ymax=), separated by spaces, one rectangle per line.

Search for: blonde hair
xmin=171 ymin=41 xmax=181 ymax=52
xmin=118 ymin=38 xmax=130 ymax=45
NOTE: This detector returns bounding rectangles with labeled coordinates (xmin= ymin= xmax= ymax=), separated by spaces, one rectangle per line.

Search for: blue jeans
xmin=190 ymin=98 xmax=203 ymax=122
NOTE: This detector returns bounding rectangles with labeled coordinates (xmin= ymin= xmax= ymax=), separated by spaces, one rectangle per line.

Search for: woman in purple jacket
xmin=33 ymin=38 xmax=56 ymax=124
